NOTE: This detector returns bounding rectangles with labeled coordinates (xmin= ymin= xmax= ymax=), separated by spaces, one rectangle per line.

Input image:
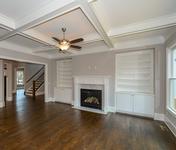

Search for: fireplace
xmin=81 ymin=89 xmax=102 ymax=110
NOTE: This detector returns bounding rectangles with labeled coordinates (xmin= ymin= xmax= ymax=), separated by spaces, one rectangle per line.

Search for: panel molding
xmin=154 ymin=113 xmax=165 ymax=121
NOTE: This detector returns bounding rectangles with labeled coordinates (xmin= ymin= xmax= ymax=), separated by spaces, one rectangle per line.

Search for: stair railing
xmin=32 ymin=73 xmax=44 ymax=99
xmin=25 ymin=66 xmax=44 ymax=94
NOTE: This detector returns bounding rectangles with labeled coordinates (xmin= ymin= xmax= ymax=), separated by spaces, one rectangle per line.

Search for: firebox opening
xmin=81 ymin=89 xmax=102 ymax=110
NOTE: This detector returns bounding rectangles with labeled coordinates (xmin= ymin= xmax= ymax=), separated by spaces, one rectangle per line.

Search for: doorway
xmin=16 ymin=68 xmax=24 ymax=89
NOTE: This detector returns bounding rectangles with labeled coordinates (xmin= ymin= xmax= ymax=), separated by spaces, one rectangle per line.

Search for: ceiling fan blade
xmin=70 ymin=38 xmax=84 ymax=44
xmin=52 ymin=37 xmax=61 ymax=43
xmin=70 ymin=45 xmax=82 ymax=50
xmin=62 ymin=50 xmax=72 ymax=54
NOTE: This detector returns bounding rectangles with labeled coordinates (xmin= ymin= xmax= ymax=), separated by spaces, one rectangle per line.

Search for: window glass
xmin=173 ymin=49 xmax=176 ymax=77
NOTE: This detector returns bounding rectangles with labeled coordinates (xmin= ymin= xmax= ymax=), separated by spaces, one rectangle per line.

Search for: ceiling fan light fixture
xmin=58 ymin=40 xmax=70 ymax=50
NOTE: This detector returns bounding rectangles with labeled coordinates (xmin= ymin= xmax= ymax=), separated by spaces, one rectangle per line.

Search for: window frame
xmin=166 ymin=45 xmax=176 ymax=117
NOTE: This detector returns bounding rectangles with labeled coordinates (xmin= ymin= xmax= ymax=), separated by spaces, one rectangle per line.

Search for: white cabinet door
xmin=54 ymin=88 xmax=73 ymax=104
xmin=116 ymin=93 xmax=133 ymax=112
xmin=133 ymin=94 xmax=154 ymax=116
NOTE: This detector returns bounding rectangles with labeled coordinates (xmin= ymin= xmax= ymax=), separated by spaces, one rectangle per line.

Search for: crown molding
xmin=49 ymin=36 xmax=165 ymax=59
xmin=109 ymin=13 xmax=176 ymax=38
xmin=113 ymin=36 xmax=165 ymax=50
xmin=0 ymin=13 xmax=15 ymax=29
xmin=0 ymin=41 xmax=50 ymax=59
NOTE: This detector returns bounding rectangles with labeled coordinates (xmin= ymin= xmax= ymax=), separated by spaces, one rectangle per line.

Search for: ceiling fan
xmin=52 ymin=28 xmax=84 ymax=52
xmin=34 ymin=28 xmax=84 ymax=54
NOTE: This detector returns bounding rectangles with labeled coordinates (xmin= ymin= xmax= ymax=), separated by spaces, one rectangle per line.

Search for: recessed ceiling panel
xmin=0 ymin=0 xmax=53 ymax=20
xmin=91 ymin=0 xmax=176 ymax=31
xmin=6 ymin=34 xmax=47 ymax=49
xmin=30 ymin=8 xmax=100 ymax=41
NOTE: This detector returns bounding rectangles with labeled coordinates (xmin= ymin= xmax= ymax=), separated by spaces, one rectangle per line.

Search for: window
xmin=167 ymin=48 xmax=176 ymax=113
xmin=115 ymin=50 xmax=154 ymax=94
xmin=17 ymin=69 xmax=24 ymax=86
xmin=56 ymin=59 xmax=72 ymax=88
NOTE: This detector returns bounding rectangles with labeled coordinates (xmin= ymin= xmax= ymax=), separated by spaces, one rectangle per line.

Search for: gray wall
xmin=72 ymin=51 xmax=115 ymax=106
xmin=24 ymin=63 xmax=43 ymax=82
xmin=72 ymin=44 xmax=166 ymax=113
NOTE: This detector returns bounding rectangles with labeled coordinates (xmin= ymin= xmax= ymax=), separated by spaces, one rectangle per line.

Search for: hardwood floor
xmin=0 ymin=90 xmax=175 ymax=150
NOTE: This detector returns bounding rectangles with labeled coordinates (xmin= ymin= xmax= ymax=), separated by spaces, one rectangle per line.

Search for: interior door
xmin=4 ymin=76 xmax=7 ymax=106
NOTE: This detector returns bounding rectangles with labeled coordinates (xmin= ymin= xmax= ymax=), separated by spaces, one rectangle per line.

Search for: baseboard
xmin=36 ymin=92 xmax=44 ymax=96
xmin=107 ymin=106 xmax=116 ymax=113
xmin=7 ymin=97 xmax=13 ymax=101
xmin=0 ymin=102 xmax=4 ymax=108
xmin=54 ymin=99 xmax=72 ymax=105
xmin=45 ymin=97 xmax=55 ymax=102
xmin=165 ymin=116 xmax=176 ymax=137
xmin=154 ymin=113 xmax=165 ymax=121
xmin=116 ymin=109 xmax=154 ymax=118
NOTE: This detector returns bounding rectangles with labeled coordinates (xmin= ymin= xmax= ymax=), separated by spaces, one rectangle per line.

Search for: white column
xmin=0 ymin=60 xmax=4 ymax=107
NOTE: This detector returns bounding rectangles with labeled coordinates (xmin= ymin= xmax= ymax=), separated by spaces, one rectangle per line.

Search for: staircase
xmin=25 ymin=67 xmax=44 ymax=98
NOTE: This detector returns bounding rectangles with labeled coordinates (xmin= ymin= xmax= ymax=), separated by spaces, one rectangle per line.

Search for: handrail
xmin=26 ymin=66 xmax=44 ymax=83
xmin=36 ymin=81 xmax=44 ymax=91
xmin=32 ymin=73 xmax=44 ymax=99
xmin=36 ymin=72 xmax=44 ymax=82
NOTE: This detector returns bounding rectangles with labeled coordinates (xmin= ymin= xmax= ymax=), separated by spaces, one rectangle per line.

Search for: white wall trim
xmin=154 ymin=113 xmax=165 ymax=121
xmin=0 ymin=102 xmax=4 ymax=108
xmin=165 ymin=116 xmax=176 ymax=137
xmin=107 ymin=106 xmax=116 ymax=113
xmin=7 ymin=97 xmax=13 ymax=101
xmin=45 ymin=97 xmax=55 ymax=102
xmin=116 ymin=109 xmax=154 ymax=118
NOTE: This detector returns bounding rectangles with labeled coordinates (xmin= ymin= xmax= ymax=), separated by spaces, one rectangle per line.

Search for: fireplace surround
xmin=73 ymin=75 xmax=110 ymax=114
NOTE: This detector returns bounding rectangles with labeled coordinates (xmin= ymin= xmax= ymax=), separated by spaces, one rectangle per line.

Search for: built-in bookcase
xmin=115 ymin=50 xmax=154 ymax=94
xmin=115 ymin=50 xmax=154 ymax=117
xmin=56 ymin=59 xmax=72 ymax=88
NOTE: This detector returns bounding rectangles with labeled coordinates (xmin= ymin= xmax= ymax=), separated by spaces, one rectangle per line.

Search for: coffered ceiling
xmin=0 ymin=0 xmax=176 ymax=59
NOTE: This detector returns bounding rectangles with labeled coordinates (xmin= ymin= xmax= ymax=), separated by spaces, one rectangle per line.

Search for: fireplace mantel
xmin=73 ymin=75 xmax=110 ymax=114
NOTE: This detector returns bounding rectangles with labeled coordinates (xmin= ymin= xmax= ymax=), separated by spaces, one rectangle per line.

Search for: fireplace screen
xmin=81 ymin=89 xmax=102 ymax=110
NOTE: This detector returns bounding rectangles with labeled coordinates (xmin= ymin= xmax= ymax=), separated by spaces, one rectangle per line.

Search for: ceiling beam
xmin=77 ymin=0 xmax=114 ymax=48
xmin=0 ymin=1 xmax=79 ymax=41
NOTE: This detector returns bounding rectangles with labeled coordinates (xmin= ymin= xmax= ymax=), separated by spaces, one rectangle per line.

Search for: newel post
xmin=33 ymin=80 xmax=36 ymax=99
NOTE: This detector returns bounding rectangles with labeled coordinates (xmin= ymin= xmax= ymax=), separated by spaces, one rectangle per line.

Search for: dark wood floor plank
xmin=0 ymin=90 xmax=175 ymax=150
